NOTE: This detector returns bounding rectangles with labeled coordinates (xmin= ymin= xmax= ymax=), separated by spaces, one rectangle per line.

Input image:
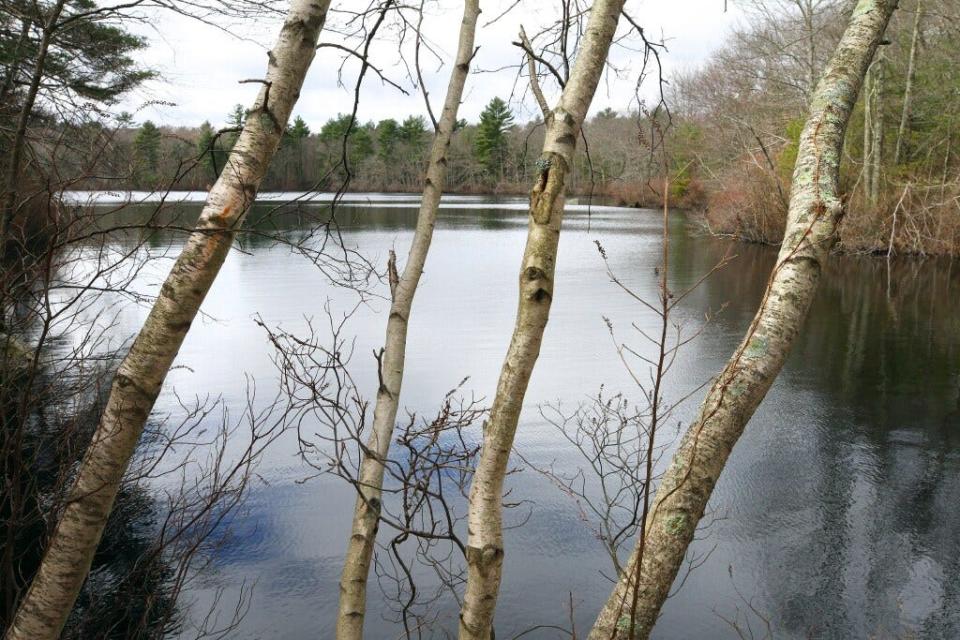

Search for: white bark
xmin=588 ymin=0 xmax=899 ymax=637
xmin=893 ymin=0 xmax=922 ymax=165
xmin=3 ymin=2 xmax=331 ymax=638
xmin=334 ymin=2 xmax=480 ymax=638
xmin=863 ymin=60 xmax=874 ymax=194
xmin=869 ymin=47 xmax=885 ymax=205
xmin=457 ymin=2 xmax=625 ymax=638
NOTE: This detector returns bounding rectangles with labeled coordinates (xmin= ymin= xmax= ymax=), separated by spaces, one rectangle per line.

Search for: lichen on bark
xmin=588 ymin=1 xmax=900 ymax=638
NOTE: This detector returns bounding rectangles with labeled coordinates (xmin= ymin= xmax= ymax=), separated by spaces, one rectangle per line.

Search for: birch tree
xmin=867 ymin=48 xmax=885 ymax=206
xmin=456 ymin=2 xmax=626 ymax=637
xmin=893 ymin=0 xmax=922 ymax=165
xmin=588 ymin=0 xmax=899 ymax=637
xmin=3 ymin=1 xmax=332 ymax=637
xmin=334 ymin=2 xmax=481 ymax=638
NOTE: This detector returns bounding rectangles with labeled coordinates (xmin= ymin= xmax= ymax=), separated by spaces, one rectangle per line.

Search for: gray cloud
xmin=120 ymin=0 xmax=745 ymax=128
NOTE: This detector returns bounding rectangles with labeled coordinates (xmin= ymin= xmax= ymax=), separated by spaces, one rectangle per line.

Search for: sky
xmin=120 ymin=0 xmax=746 ymax=129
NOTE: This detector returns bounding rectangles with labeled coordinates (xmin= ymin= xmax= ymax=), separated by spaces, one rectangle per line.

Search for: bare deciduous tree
xmin=4 ymin=1 xmax=333 ymax=637
xmin=335 ymin=3 xmax=481 ymax=638
xmin=893 ymin=0 xmax=922 ymax=165
xmin=456 ymin=2 xmax=627 ymax=638
xmin=588 ymin=0 xmax=900 ymax=637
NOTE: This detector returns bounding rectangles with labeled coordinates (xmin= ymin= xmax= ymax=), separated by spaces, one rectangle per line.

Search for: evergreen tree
xmin=133 ymin=121 xmax=162 ymax=187
xmin=287 ymin=115 xmax=311 ymax=140
xmin=318 ymin=114 xmax=374 ymax=172
xmin=399 ymin=115 xmax=428 ymax=151
xmin=1 ymin=0 xmax=153 ymax=242
xmin=284 ymin=116 xmax=311 ymax=186
xmin=225 ymin=104 xmax=246 ymax=149
xmin=195 ymin=121 xmax=226 ymax=181
xmin=352 ymin=123 xmax=374 ymax=163
xmin=474 ymin=97 xmax=514 ymax=181
xmin=593 ymin=107 xmax=618 ymax=121
xmin=0 ymin=0 xmax=152 ymax=115
xmin=377 ymin=118 xmax=400 ymax=160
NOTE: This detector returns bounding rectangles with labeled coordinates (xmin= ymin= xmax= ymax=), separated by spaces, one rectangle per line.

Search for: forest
xmin=91 ymin=0 xmax=958 ymax=257
xmin=1 ymin=0 xmax=958 ymax=639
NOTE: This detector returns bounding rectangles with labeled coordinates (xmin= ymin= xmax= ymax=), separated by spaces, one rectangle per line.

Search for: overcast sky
xmin=120 ymin=0 xmax=746 ymax=129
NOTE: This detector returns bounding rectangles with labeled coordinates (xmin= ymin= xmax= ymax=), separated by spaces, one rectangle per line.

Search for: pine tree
xmin=287 ymin=115 xmax=311 ymax=139
xmin=133 ymin=121 xmax=162 ymax=187
xmin=1 ymin=0 xmax=153 ymax=245
xmin=225 ymin=104 xmax=246 ymax=150
xmin=399 ymin=115 xmax=428 ymax=151
xmin=284 ymin=116 xmax=311 ymax=186
xmin=474 ymin=97 xmax=514 ymax=182
xmin=195 ymin=121 xmax=226 ymax=181
xmin=377 ymin=118 xmax=400 ymax=160
xmin=318 ymin=114 xmax=374 ymax=177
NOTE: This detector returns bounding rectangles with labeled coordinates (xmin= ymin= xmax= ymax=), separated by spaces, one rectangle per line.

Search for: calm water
xmin=77 ymin=194 xmax=960 ymax=639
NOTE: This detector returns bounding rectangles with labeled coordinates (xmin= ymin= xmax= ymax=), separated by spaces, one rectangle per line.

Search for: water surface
xmin=77 ymin=194 xmax=960 ymax=639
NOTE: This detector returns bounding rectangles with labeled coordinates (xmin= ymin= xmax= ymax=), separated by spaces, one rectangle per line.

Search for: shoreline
xmin=60 ymin=190 xmax=955 ymax=260
xmin=60 ymin=190 xmax=640 ymax=213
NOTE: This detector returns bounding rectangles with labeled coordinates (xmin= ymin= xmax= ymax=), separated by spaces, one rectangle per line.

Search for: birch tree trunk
xmin=868 ymin=48 xmax=885 ymax=206
xmin=893 ymin=0 xmax=922 ymax=165
xmin=334 ymin=2 xmax=480 ymax=638
xmin=863 ymin=62 xmax=874 ymax=196
xmin=588 ymin=0 xmax=898 ymax=637
xmin=3 ymin=2 xmax=331 ymax=638
xmin=457 ymin=2 xmax=625 ymax=637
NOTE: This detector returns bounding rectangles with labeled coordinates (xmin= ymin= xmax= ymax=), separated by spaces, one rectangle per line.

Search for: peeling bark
xmin=457 ymin=2 xmax=625 ymax=638
xmin=588 ymin=0 xmax=899 ymax=638
xmin=334 ymin=3 xmax=480 ymax=639
xmin=3 ymin=2 xmax=331 ymax=638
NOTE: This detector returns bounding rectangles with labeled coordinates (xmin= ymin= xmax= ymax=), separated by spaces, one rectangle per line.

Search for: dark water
xmin=81 ymin=194 xmax=960 ymax=639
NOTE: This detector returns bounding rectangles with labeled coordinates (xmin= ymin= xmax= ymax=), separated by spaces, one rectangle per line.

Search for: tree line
xmin=89 ymin=0 xmax=960 ymax=259
xmin=111 ymin=95 xmax=630 ymax=197
xmin=669 ymin=0 xmax=959 ymax=256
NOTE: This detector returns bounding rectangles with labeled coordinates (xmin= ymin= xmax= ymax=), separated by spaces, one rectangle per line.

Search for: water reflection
xmin=70 ymin=195 xmax=960 ymax=639
xmin=661 ymin=236 xmax=960 ymax=639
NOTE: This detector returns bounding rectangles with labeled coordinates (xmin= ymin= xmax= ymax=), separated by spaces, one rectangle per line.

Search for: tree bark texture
xmin=4 ymin=1 xmax=331 ymax=638
xmin=868 ymin=48 xmax=885 ymax=206
xmin=335 ymin=2 xmax=480 ymax=638
xmin=588 ymin=0 xmax=899 ymax=637
xmin=457 ymin=2 xmax=625 ymax=638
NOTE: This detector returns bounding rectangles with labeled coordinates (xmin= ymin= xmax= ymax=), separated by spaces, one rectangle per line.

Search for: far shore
xmin=61 ymin=190 xmax=641 ymax=212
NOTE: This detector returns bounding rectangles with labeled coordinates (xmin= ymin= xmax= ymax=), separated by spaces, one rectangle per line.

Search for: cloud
xmin=119 ymin=0 xmax=745 ymax=128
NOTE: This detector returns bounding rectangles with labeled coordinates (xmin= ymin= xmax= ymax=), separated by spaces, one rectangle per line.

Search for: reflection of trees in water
xmin=110 ymin=201 xmax=538 ymax=244
xmin=3 ymin=353 xmax=266 ymax=639
xmin=2 ymin=221 xmax=265 ymax=639
xmin=797 ymin=260 xmax=958 ymax=637
xmin=670 ymin=227 xmax=960 ymax=637
xmin=2 ymin=366 xmax=182 ymax=638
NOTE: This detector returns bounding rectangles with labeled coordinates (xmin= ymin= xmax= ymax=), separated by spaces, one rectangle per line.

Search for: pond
xmin=73 ymin=193 xmax=960 ymax=639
